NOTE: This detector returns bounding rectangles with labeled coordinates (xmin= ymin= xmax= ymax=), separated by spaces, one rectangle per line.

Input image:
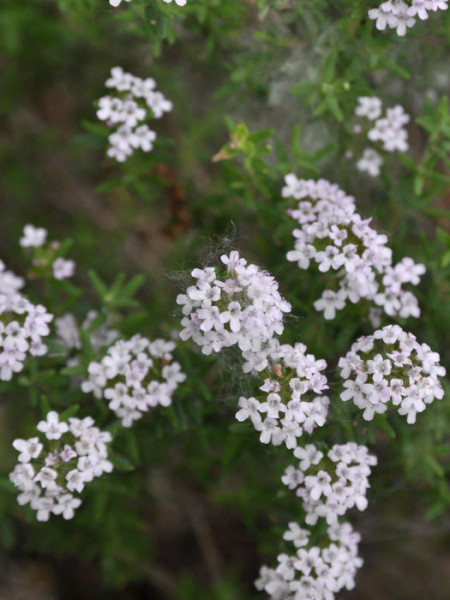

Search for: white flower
xmin=96 ymin=96 xmax=124 ymax=122
xmin=34 ymin=467 xmax=58 ymax=490
xmin=66 ymin=469 xmax=86 ymax=493
xmin=12 ymin=438 xmax=43 ymax=463
xmin=282 ymin=174 xmax=311 ymax=199
xmin=286 ymin=243 xmax=317 ymax=269
xmin=397 ymin=387 xmax=426 ymax=423
xmin=408 ymin=0 xmax=430 ymax=19
xmin=53 ymin=494 xmax=82 ymax=519
xmin=341 ymin=379 xmax=365 ymax=404
xmin=121 ymin=99 xmax=146 ymax=127
xmin=37 ymin=411 xmax=69 ymax=440
xmin=108 ymin=0 xmax=133 ymax=9
xmin=0 ymin=261 xmax=24 ymax=297
xmin=20 ymin=225 xmax=47 ymax=248
xmin=368 ymin=2 xmax=396 ymax=31
xmin=293 ymin=444 xmax=323 ymax=471
xmin=10 ymin=463 xmax=35 ymax=491
xmin=53 ymin=258 xmax=75 ymax=280
xmin=34 ymin=497 xmax=55 ymax=522
xmin=282 ymin=522 xmax=310 ymax=548
xmin=392 ymin=4 xmax=416 ymax=35
xmin=427 ymin=0 xmax=448 ymax=9
xmin=314 ymin=290 xmax=346 ymax=320
xmin=130 ymin=125 xmax=157 ymax=151
xmin=219 ymin=301 xmax=243 ymax=332
xmin=356 ymin=148 xmax=384 ymax=177
xmin=304 ymin=470 xmax=332 ymax=501
xmin=235 ymin=396 xmax=262 ymax=424
xmin=355 ymin=96 xmax=382 ymax=120
xmin=145 ymin=91 xmax=173 ymax=118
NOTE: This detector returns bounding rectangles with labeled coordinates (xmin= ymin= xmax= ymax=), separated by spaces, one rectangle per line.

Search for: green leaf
xmin=124 ymin=429 xmax=140 ymax=462
xmin=416 ymin=116 xmax=435 ymax=133
xmin=249 ymin=129 xmax=274 ymax=145
xmin=291 ymin=82 xmax=316 ymax=98
xmin=54 ymin=278 xmax=82 ymax=298
xmin=40 ymin=395 xmax=51 ymax=417
xmin=110 ymin=453 xmax=136 ymax=472
xmin=96 ymin=179 xmax=124 ymax=194
xmin=0 ymin=476 xmax=15 ymax=493
xmin=228 ymin=422 xmax=251 ymax=434
xmin=442 ymin=250 xmax=450 ymax=268
xmin=325 ymin=95 xmax=343 ymax=121
xmin=60 ymin=404 xmax=80 ymax=421
xmin=106 ymin=273 xmax=126 ymax=303
xmin=398 ymin=153 xmax=416 ymax=170
xmin=88 ymin=270 xmax=107 ymax=298
xmin=84 ymin=311 xmax=108 ymax=335
xmin=419 ymin=206 xmax=450 ymax=219
xmin=374 ymin=414 xmax=396 ymax=438
xmin=322 ymin=50 xmax=337 ymax=83
xmin=437 ymin=95 xmax=449 ymax=119
xmin=224 ymin=115 xmax=236 ymax=132
xmin=380 ymin=57 xmax=410 ymax=79
xmin=414 ymin=174 xmax=425 ymax=196
xmin=425 ymin=455 xmax=445 ymax=478
xmin=81 ymin=120 xmax=110 ymax=137
xmin=121 ymin=274 xmax=146 ymax=299
xmin=60 ymin=365 xmax=86 ymax=376
xmin=426 ymin=502 xmax=447 ymax=520
xmin=311 ymin=143 xmax=336 ymax=162
xmin=80 ymin=328 xmax=95 ymax=362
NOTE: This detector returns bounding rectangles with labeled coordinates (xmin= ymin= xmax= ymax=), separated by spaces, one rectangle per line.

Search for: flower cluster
xmin=256 ymin=521 xmax=363 ymax=600
xmin=351 ymin=97 xmax=410 ymax=177
xmin=368 ymin=1 xmax=448 ymax=36
xmin=0 ymin=292 xmax=53 ymax=381
xmin=236 ymin=339 xmax=329 ymax=449
xmin=177 ymin=251 xmax=291 ymax=357
xmin=338 ymin=325 xmax=445 ymax=423
xmin=284 ymin=176 xmax=425 ymax=321
xmin=97 ymin=67 xmax=172 ymax=162
xmin=20 ymin=224 xmax=75 ymax=281
xmin=82 ymin=335 xmax=186 ymax=427
xmin=9 ymin=411 xmax=113 ymax=521
xmin=179 ymin=253 xmax=330 ymax=451
xmin=282 ymin=443 xmax=377 ymax=526
xmin=109 ymin=0 xmax=186 ymax=7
